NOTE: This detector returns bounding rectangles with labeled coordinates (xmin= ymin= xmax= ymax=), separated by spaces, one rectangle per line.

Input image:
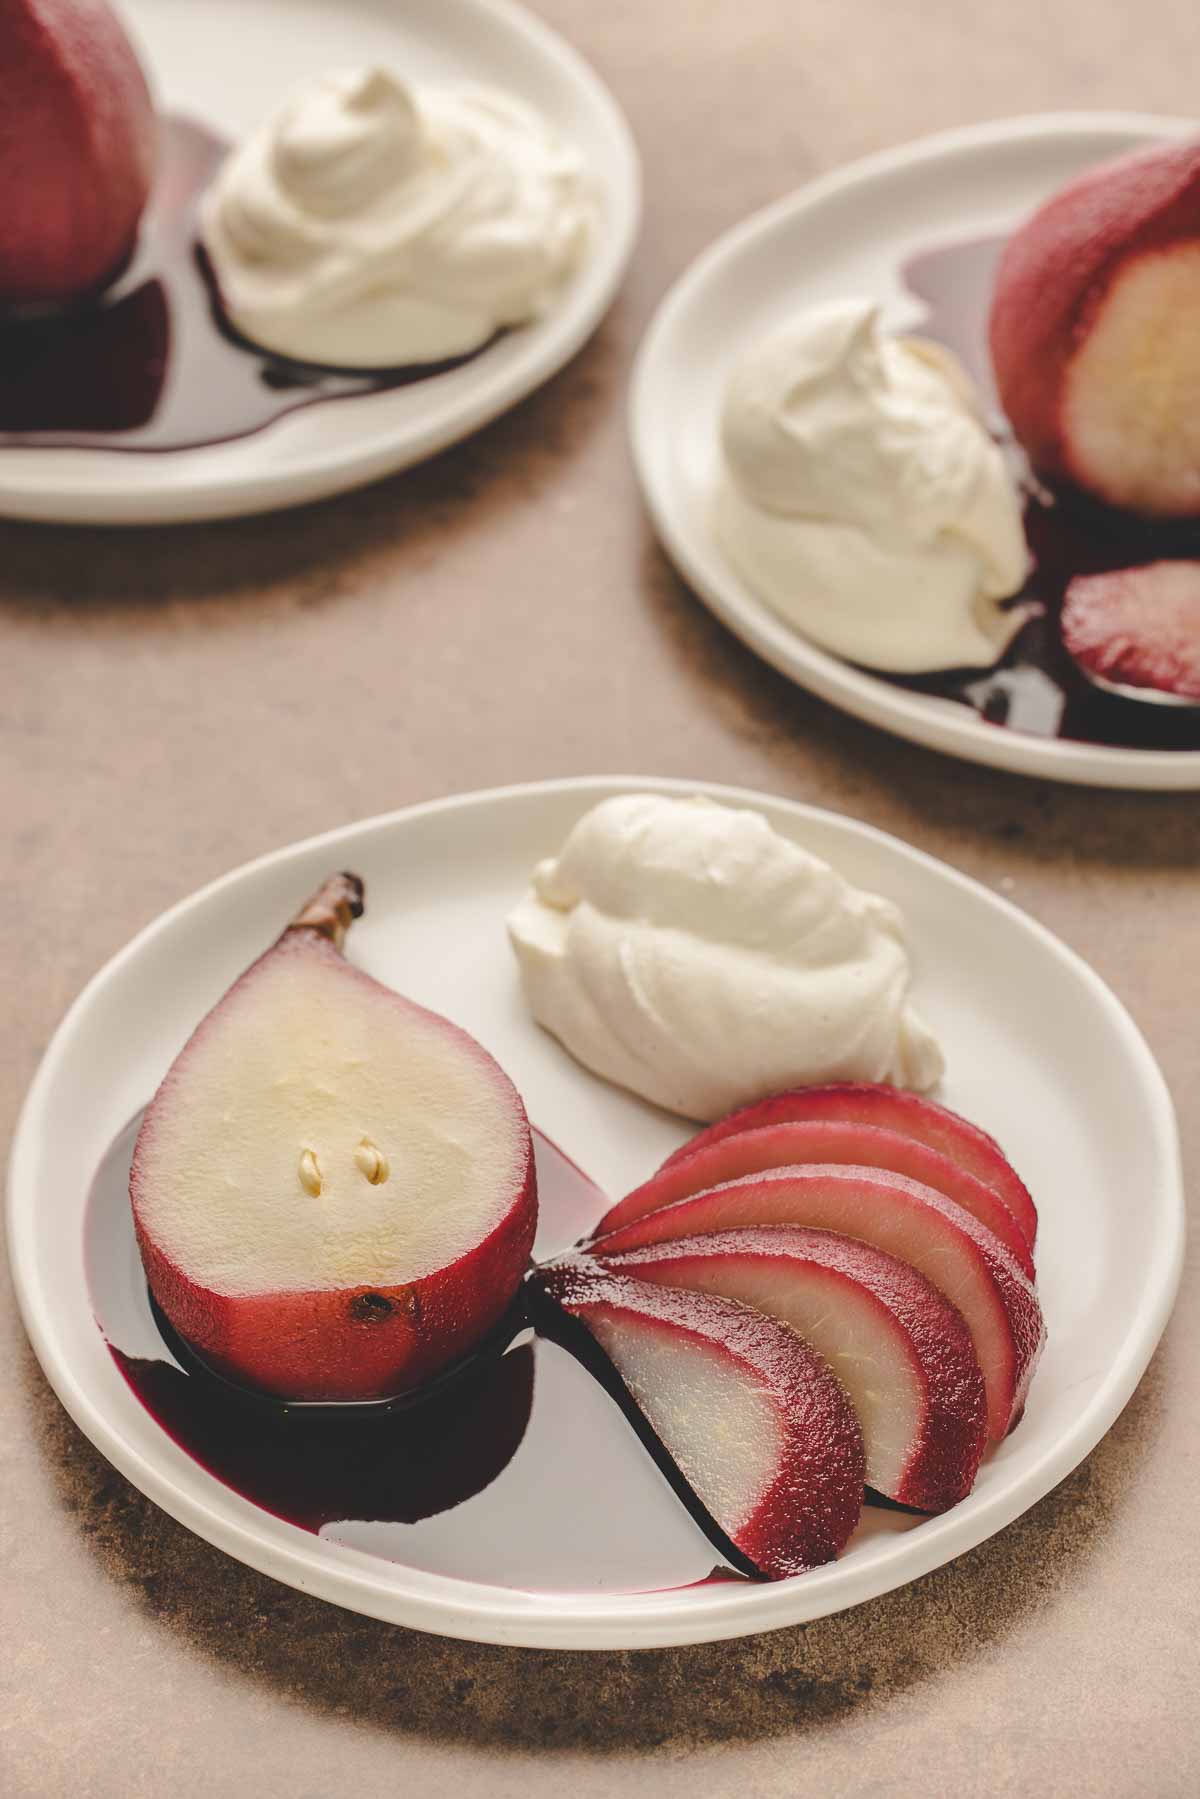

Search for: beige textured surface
xmin=2 ymin=3 xmax=1198 ymax=1794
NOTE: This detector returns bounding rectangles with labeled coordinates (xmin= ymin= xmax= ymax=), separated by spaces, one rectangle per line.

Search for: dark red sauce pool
xmin=0 ymin=116 xmax=491 ymax=454
xmin=87 ymin=1114 xmax=750 ymax=1593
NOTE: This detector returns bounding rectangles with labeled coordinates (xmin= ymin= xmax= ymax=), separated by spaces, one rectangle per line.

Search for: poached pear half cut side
xmin=131 ymin=873 xmax=537 ymax=1401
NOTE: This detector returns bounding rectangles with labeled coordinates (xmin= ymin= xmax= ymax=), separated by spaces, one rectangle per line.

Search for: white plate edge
xmin=6 ymin=774 xmax=1187 ymax=1647
xmin=628 ymin=111 xmax=1200 ymax=791
xmin=0 ymin=0 xmax=643 ymax=524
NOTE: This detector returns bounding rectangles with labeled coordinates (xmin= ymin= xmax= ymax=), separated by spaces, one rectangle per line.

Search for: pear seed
xmin=298 ymin=1148 xmax=323 ymax=1196
xmin=355 ymin=1138 xmax=389 ymax=1185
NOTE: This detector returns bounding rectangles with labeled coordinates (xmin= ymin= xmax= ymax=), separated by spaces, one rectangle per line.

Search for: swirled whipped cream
xmin=201 ymin=66 xmax=596 ymax=367
xmin=712 ymin=300 xmax=1033 ymax=671
xmin=508 ymin=793 xmax=944 ymax=1121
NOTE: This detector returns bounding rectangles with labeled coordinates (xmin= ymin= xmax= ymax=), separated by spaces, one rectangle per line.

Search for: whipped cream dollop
xmin=507 ymin=793 xmax=944 ymax=1121
xmin=713 ymin=300 xmax=1033 ymax=672
xmin=201 ymin=67 xmax=596 ymax=367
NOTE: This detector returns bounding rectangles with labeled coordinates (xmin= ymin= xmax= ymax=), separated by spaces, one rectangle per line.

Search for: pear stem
xmin=284 ymin=872 xmax=365 ymax=952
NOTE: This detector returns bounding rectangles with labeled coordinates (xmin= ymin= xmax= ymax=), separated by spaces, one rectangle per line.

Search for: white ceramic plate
xmin=7 ymin=777 xmax=1184 ymax=1647
xmin=630 ymin=114 xmax=1200 ymax=791
xmin=0 ymin=0 xmax=640 ymax=525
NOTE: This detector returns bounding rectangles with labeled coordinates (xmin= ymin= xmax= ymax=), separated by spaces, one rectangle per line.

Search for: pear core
xmin=132 ymin=935 xmax=529 ymax=1296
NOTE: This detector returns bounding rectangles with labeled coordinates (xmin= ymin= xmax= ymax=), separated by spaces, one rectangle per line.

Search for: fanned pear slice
xmin=590 ymin=1165 xmax=1044 ymax=1442
xmin=600 ymin=1118 xmax=1033 ymax=1278
xmin=658 ymin=1084 xmax=1038 ymax=1249
xmin=593 ymin=1228 xmax=987 ymax=1513
xmin=534 ymin=1259 xmax=865 ymax=1579
xmin=131 ymin=873 xmax=536 ymax=1402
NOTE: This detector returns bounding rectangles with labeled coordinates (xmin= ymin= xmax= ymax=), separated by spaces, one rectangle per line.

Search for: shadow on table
xmin=23 ymin=1326 xmax=1167 ymax=1755
xmin=639 ymin=532 xmax=1200 ymax=874
xmin=0 ymin=307 xmax=621 ymax=623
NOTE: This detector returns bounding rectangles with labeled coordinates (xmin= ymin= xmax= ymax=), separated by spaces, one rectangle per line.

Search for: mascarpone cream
xmin=713 ymin=300 xmax=1033 ymax=672
xmin=508 ymin=793 xmax=944 ymax=1121
xmin=202 ymin=66 xmax=596 ymax=368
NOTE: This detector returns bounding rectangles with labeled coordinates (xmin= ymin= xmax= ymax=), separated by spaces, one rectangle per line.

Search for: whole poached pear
xmin=0 ymin=0 xmax=157 ymax=304
xmin=131 ymin=874 xmax=537 ymax=1402
xmin=990 ymin=137 xmax=1200 ymax=517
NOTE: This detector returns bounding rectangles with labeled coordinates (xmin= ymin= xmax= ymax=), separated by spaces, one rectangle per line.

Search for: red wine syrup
xmin=0 ymin=116 xmax=491 ymax=453
xmin=86 ymin=1114 xmax=744 ymax=1594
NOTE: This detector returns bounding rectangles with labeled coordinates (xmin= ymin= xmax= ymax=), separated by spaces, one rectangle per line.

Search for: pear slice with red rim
xmin=590 ymin=1165 xmax=1044 ymax=1442
xmin=592 ymin=1227 xmax=988 ymax=1514
xmin=658 ymin=1084 xmax=1038 ymax=1250
xmin=1061 ymin=561 xmax=1200 ymax=702
xmin=600 ymin=1118 xmax=1033 ymax=1278
xmin=533 ymin=1259 xmax=865 ymax=1580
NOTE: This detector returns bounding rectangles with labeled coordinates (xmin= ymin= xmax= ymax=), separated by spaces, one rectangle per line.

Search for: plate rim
xmin=0 ymin=0 xmax=642 ymax=525
xmin=6 ymin=775 xmax=1186 ymax=1648
xmin=628 ymin=110 xmax=1200 ymax=791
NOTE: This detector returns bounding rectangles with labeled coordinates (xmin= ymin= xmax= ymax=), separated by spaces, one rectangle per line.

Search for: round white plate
xmin=630 ymin=114 xmax=1200 ymax=791
xmin=0 ymin=0 xmax=640 ymax=525
xmin=7 ymin=777 xmax=1184 ymax=1648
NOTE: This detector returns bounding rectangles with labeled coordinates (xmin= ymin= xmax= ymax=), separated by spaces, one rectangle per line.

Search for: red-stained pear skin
xmin=534 ymin=1260 xmax=865 ymax=1579
xmin=601 ymin=1118 xmax=1034 ymax=1279
xmin=1061 ymin=561 xmax=1200 ymax=701
xmin=592 ymin=1228 xmax=988 ymax=1514
xmin=0 ymin=0 xmax=157 ymax=303
xmin=131 ymin=874 xmax=537 ymax=1402
xmin=658 ymin=1084 xmax=1038 ymax=1250
xmin=590 ymin=1164 xmax=1045 ymax=1443
xmin=133 ymin=1183 xmax=536 ymax=1403
xmin=990 ymin=139 xmax=1200 ymax=515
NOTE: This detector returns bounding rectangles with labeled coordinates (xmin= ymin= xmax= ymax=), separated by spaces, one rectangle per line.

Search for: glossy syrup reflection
xmin=0 ymin=116 xmax=492 ymax=452
xmin=87 ymin=1115 xmax=738 ymax=1592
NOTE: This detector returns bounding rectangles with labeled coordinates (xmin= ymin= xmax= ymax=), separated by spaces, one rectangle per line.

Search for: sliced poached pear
xmin=593 ymin=1227 xmax=988 ymax=1513
xmin=590 ymin=1163 xmax=1044 ymax=1442
xmin=601 ymin=1117 xmax=1034 ymax=1278
xmin=657 ymin=1083 xmax=1039 ymax=1250
xmin=534 ymin=1259 xmax=865 ymax=1579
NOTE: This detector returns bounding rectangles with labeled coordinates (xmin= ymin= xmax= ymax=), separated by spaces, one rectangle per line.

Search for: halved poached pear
xmin=131 ymin=873 xmax=536 ymax=1402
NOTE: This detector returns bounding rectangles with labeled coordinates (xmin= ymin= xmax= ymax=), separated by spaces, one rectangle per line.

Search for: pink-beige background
xmin=2 ymin=2 xmax=1197 ymax=1793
